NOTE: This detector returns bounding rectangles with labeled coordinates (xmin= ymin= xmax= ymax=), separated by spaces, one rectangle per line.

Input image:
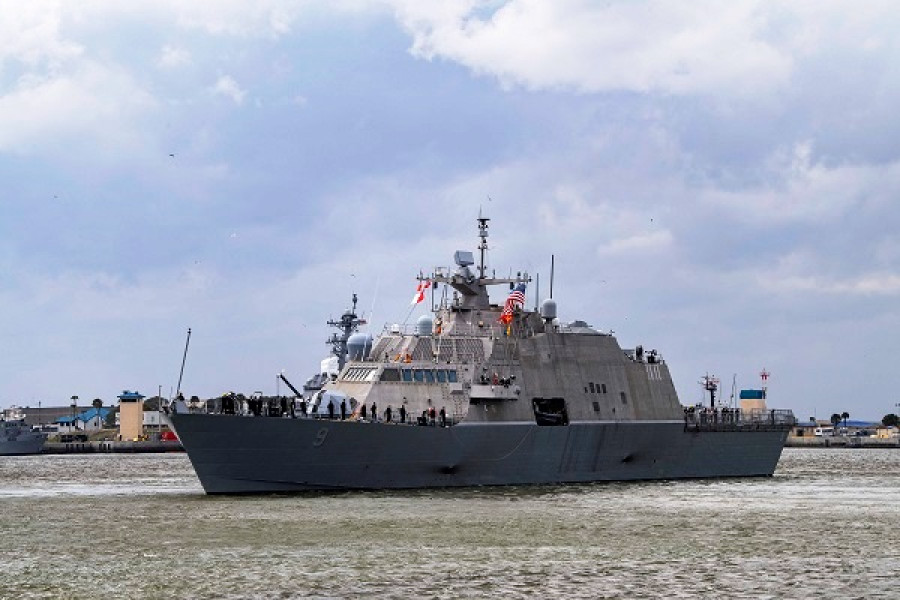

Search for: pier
xmin=785 ymin=436 xmax=900 ymax=448
xmin=43 ymin=440 xmax=183 ymax=454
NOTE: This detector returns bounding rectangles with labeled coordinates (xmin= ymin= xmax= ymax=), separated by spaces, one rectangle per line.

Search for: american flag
xmin=410 ymin=279 xmax=431 ymax=305
xmin=499 ymin=283 xmax=527 ymax=324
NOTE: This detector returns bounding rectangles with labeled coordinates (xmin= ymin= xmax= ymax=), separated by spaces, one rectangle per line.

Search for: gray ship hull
xmin=171 ymin=413 xmax=788 ymax=494
xmin=0 ymin=435 xmax=46 ymax=456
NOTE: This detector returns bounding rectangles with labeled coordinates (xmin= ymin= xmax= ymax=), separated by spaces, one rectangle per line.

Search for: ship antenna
xmin=366 ymin=276 xmax=380 ymax=332
xmin=477 ymin=213 xmax=490 ymax=279
xmin=700 ymin=373 xmax=719 ymax=409
xmin=176 ymin=327 xmax=191 ymax=397
xmin=549 ymin=254 xmax=555 ymax=299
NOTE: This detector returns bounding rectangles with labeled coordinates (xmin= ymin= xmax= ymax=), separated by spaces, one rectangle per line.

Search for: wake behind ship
xmin=170 ymin=217 xmax=795 ymax=494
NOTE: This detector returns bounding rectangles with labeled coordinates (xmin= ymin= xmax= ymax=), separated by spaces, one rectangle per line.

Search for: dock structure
xmin=44 ymin=439 xmax=183 ymax=454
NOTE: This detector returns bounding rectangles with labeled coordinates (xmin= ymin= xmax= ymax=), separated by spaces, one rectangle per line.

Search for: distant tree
xmin=143 ymin=396 xmax=163 ymax=411
xmin=882 ymin=414 xmax=899 ymax=427
xmin=841 ymin=411 xmax=850 ymax=427
xmin=104 ymin=407 xmax=118 ymax=428
xmin=830 ymin=413 xmax=842 ymax=428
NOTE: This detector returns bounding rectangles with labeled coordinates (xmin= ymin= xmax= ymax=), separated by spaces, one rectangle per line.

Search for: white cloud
xmin=387 ymin=0 xmax=900 ymax=100
xmin=165 ymin=0 xmax=302 ymax=37
xmin=119 ymin=0 xmax=378 ymax=38
xmin=761 ymin=272 xmax=900 ymax=297
xmin=596 ymin=230 xmax=674 ymax=257
xmin=389 ymin=0 xmax=792 ymax=96
xmin=212 ymin=75 xmax=246 ymax=105
xmin=699 ymin=143 xmax=900 ymax=224
xmin=0 ymin=1 xmax=83 ymax=67
xmin=0 ymin=62 xmax=157 ymax=156
xmin=157 ymin=44 xmax=191 ymax=68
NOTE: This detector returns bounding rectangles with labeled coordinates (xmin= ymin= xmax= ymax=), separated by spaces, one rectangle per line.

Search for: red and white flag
xmin=410 ymin=279 xmax=431 ymax=305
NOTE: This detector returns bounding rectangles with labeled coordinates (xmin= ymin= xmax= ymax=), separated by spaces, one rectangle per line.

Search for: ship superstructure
xmin=0 ymin=416 xmax=46 ymax=456
xmin=170 ymin=217 xmax=795 ymax=493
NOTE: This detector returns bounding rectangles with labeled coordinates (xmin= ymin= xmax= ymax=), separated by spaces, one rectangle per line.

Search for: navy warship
xmin=170 ymin=217 xmax=795 ymax=494
xmin=0 ymin=416 xmax=47 ymax=455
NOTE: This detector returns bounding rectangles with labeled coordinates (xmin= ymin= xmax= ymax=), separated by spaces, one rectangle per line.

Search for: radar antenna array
xmin=759 ymin=368 xmax=770 ymax=399
xmin=477 ymin=214 xmax=489 ymax=279
xmin=326 ymin=293 xmax=367 ymax=370
xmin=700 ymin=373 xmax=720 ymax=409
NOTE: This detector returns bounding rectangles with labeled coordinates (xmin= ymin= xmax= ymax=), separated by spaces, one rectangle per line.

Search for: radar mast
xmin=477 ymin=214 xmax=489 ymax=279
xmin=428 ymin=215 xmax=530 ymax=310
xmin=700 ymin=373 xmax=720 ymax=409
xmin=326 ymin=293 xmax=366 ymax=370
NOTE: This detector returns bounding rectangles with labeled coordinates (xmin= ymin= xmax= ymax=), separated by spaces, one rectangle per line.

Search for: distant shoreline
xmin=786 ymin=436 xmax=899 ymax=448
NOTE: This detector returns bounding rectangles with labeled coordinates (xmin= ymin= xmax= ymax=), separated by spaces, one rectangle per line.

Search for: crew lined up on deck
xmin=207 ymin=392 xmax=451 ymax=426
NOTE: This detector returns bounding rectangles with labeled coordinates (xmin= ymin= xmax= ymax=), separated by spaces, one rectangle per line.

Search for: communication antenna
xmin=367 ymin=276 xmax=380 ymax=332
xmin=477 ymin=212 xmax=490 ymax=279
xmin=730 ymin=374 xmax=737 ymax=408
xmin=176 ymin=327 xmax=191 ymax=397
xmin=760 ymin=368 xmax=770 ymax=400
xmin=549 ymin=254 xmax=555 ymax=299
xmin=700 ymin=373 xmax=720 ymax=409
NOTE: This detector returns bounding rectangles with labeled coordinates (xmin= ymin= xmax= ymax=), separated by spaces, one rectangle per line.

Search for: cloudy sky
xmin=2 ymin=1 xmax=899 ymax=421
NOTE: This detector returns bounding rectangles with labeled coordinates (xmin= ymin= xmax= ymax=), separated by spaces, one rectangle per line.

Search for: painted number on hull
xmin=313 ymin=427 xmax=329 ymax=447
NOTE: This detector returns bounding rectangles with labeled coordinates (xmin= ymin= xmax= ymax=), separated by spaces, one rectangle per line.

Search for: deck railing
xmin=684 ymin=408 xmax=796 ymax=432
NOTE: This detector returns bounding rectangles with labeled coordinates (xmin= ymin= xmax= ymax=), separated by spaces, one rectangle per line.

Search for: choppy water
xmin=1 ymin=449 xmax=898 ymax=599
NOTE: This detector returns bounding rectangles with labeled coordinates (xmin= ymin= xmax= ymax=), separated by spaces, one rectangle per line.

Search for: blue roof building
xmin=54 ymin=407 xmax=113 ymax=433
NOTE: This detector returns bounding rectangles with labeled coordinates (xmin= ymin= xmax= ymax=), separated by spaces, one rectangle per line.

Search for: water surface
xmin=1 ymin=449 xmax=897 ymax=599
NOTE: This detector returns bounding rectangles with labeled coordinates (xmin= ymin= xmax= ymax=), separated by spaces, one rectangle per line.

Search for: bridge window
xmin=413 ymin=370 xmax=424 ymax=382
xmin=343 ymin=367 xmax=377 ymax=382
xmin=402 ymin=369 xmax=413 ymax=382
xmin=435 ymin=370 xmax=447 ymax=383
xmin=380 ymin=368 xmax=401 ymax=382
xmin=424 ymin=370 xmax=435 ymax=383
xmin=447 ymin=370 xmax=458 ymax=383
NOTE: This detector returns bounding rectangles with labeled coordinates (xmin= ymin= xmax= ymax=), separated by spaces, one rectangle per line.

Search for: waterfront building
xmin=874 ymin=426 xmax=899 ymax=439
xmin=114 ymin=409 xmax=164 ymax=429
xmin=739 ymin=389 xmax=767 ymax=413
xmin=117 ymin=390 xmax=145 ymax=441
xmin=53 ymin=407 xmax=112 ymax=434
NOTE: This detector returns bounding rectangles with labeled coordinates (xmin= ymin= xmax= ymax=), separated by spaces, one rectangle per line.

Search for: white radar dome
xmin=416 ymin=315 xmax=434 ymax=336
xmin=540 ymin=298 xmax=557 ymax=321
xmin=347 ymin=333 xmax=373 ymax=361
